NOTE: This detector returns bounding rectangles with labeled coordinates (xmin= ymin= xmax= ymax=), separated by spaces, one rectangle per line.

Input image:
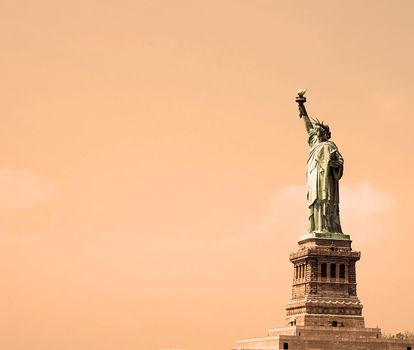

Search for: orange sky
xmin=1 ymin=1 xmax=413 ymax=349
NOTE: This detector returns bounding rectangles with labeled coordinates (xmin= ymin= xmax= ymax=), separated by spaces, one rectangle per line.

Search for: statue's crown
xmin=313 ymin=118 xmax=331 ymax=139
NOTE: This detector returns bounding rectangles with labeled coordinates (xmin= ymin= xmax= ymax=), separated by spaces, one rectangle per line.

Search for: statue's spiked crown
xmin=312 ymin=118 xmax=331 ymax=140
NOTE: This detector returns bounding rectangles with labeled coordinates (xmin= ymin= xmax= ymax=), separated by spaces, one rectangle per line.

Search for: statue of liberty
xmin=296 ymin=90 xmax=344 ymax=234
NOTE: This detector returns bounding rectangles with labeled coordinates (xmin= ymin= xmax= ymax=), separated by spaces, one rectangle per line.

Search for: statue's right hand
xmin=298 ymin=106 xmax=303 ymax=118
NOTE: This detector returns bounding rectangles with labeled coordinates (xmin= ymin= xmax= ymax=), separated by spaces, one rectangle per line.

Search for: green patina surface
xmin=298 ymin=232 xmax=351 ymax=243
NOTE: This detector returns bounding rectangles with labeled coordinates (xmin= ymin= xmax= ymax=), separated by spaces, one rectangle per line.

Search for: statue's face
xmin=314 ymin=125 xmax=330 ymax=141
xmin=315 ymin=127 xmax=327 ymax=142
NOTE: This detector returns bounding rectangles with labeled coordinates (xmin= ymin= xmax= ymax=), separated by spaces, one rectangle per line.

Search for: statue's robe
xmin=307 ymin=130 xmax=344 ymax=233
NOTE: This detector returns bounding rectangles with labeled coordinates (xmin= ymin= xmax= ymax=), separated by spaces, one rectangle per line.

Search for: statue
xmin=295 ymin=89 xmax=344 ymax=234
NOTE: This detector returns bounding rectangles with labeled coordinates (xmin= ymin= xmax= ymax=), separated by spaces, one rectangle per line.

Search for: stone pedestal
xmin=286 ymin=233 xmax=363 ymax=328
xmin=235 ymin=325 xmax=412 ymax=350
xmin=233 ymin=233 xmax=413 ymax=350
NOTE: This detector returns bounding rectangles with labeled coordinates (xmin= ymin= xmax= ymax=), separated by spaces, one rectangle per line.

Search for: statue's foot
xmin=313 ymin=229 xmax=330 ymax=234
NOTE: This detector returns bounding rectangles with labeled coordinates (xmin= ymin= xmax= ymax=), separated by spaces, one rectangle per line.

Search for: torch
xmin=295 ymin=89 xmax=308 ymax=118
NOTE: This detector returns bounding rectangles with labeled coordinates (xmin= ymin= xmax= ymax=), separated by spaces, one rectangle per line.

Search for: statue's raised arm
xmin=295 ymin=89 xmax=344 ymax=235
xmin=295 ymin=89 xmax=313 ymax=134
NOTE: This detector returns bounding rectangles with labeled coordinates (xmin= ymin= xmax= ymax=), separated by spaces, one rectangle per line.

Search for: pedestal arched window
xmin=330 ymin=263 xmax=337 ymax=279
xmin=339 ymin=264 xmax=346 ymax=279
xmin=321 ymin=263 xmax=327 ymax=278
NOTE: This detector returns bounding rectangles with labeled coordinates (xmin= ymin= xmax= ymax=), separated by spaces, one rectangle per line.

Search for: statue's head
xmin=314 ymin=120 xmax=331 ymax=141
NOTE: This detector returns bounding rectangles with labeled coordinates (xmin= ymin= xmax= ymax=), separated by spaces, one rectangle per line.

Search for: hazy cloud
xmin=238 ymin=182 xmax=395 ymax=241
xmin=0 ymin=169 xmax=57 ymax=211
xmin=340 ymin=182 xmax=395 ymax=236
